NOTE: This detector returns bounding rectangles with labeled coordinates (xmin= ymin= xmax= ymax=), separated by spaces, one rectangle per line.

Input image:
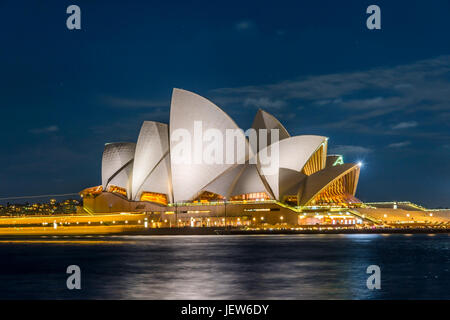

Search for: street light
xmin=224 ymin=198 xmax=227 ymax=228
xmin=175 ymin=202 xmax=178 ymax=228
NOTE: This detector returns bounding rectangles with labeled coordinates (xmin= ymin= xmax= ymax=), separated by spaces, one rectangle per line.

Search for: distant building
xmin=0 ymin=199 xmax=79 ymax=216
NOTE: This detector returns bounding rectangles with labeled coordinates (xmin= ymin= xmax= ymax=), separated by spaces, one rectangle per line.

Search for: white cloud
xmin=391 ymin=121 xmax=418 ymax=130
xmin=207 ymin=56 xmax=450 ymax=141
xmin=244 ymin=97 xmax=286 ymax=109
xmin=388 ymin=141 xmax=411 ymax=148
xmin=339 ymin=97 xmax=386 ymax=109
xmin=100 ymin=95 xmax=166 ymax=108
xmin=235 ymin=20 xmax=255 ymax=31
xmin=212 ymin=56 xmax=450 ymax=106
xmin=329 ymin=145 xmax=373 ymax=155
xmin=29 ymin=125 xmax=59 ymax=134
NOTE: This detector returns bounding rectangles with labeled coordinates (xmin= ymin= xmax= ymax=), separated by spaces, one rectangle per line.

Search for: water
xmin=0 ymin=234 xmax=448 ymax=299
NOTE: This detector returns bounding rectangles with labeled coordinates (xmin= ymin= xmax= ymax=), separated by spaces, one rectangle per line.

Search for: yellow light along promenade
xmin=0 ymin=202 xmax=448 ymax=236
xmin=0 ymin=213 xmax=148 ymax=236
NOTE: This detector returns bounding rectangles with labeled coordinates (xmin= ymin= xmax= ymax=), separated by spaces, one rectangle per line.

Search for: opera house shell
xmin=81 ymin=89 xmax=361 ymax=215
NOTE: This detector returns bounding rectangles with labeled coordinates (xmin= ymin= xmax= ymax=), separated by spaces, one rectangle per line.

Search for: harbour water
xmin=0 ymin=234 xmax=448 ymax=299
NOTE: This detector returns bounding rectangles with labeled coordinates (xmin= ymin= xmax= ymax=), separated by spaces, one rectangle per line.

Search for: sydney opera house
xmin=0 ymin=89 xmax=447 ymax=237
xmin=79 ymin=89 xmax=368 ymax=227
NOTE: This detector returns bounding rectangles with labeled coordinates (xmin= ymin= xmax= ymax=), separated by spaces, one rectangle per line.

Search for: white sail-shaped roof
xmin=230 ymin=164 xmax=273 ymax=198
xmin=134 ymin=153 xmax=172 ymax=202
xmin=257 ymin=135 xmax=327 ymax=200
xmin=101 ymin=142 xmax=136 ymax=198
xmin=95 ymin=88 xmax=362 ymax=207
xmin=278 ymin=168 xmax=307 ymax=200
xmin=251 ymin=109 xmax=290 ymax=153
xmin=170 ymin=88 xmax=252 ymax=202
xmin=200 ymin=164 xmax=245 ymax=198
xmin=298 ymin=163 xmax=360 ymax=205
xmin=107 ymin=162 xmax=134 ymax=196
xmin=131 ymin=121 xmax=169 ymax=200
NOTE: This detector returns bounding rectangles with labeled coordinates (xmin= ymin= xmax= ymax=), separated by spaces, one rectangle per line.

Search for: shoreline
xmin=0 ymin=227 xmax=448 ymax=239
xmin=118 ymin=227 xmax=450 ymax=235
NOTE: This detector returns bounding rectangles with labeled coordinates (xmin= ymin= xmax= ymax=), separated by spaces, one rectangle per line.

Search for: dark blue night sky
xmin=0 ymin=0 xmax=449 ymax=207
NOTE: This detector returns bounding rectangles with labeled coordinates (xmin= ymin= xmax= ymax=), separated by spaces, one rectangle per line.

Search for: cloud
xmin=244 ymin=97 xmax=286 ymax=109
xmin=235 ymin=20 xmax=255 ymax=31
xmin=212 ymin=56 xmax=450 ymax=104
xmin=29 ymin=125 xmax=59 ymax=134
xmin=388 ymin=141 xmax=411 ymax=148
xmin=90 ymin=109 xmax=169 ymax=141
xmin=338 ymin=97 xmax=386 ymax=109
xmin=100 ymin=95 xmax=166 ymax=108
xmin=329 ymin=145 xmax=373 ymax=155
xmin=391 ymin=121 xmax=418 ymax=130
xmin=209 ymin=55 xmax=450 ymax=138
xmin=314 ymin=98 xmax=342 ymax=106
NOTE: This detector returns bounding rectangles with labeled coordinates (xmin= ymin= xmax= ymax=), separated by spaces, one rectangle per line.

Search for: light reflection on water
xmin=0 ymin=240 xmax=130 ymax=245
xmin=0 ymin=234 xmax=448 ymax=299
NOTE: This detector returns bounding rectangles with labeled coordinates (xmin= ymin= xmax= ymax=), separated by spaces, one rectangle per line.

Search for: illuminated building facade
xmin=80 ymin=89 xmax=363 ymax=226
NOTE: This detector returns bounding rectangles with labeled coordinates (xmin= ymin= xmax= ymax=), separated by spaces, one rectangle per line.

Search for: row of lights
xmin=383 ymin=213 xmax=434 ymax=218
